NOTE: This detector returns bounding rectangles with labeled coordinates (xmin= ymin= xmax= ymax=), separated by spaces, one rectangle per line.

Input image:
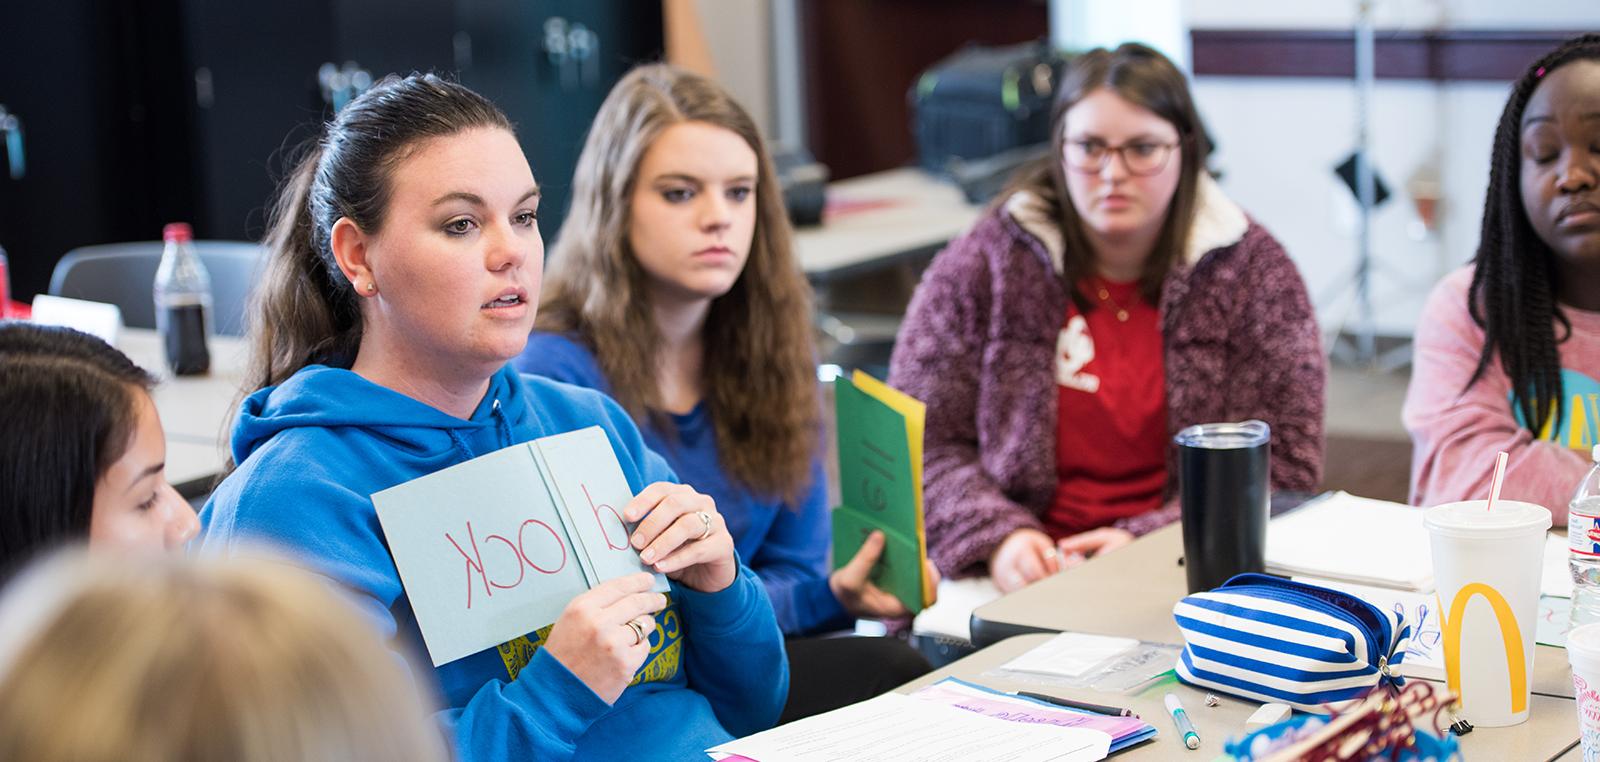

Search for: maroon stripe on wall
xmin=1190 ymin=29 xmax=1581 ymax=81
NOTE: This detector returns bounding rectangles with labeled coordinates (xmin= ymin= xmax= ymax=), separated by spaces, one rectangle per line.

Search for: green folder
xmin=832 ymin=371 xmax=932 ymax=614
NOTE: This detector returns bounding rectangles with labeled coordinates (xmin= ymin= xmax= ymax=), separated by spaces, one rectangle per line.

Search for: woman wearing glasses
xmin=889 ymin=43 xmax=1325 ymax=593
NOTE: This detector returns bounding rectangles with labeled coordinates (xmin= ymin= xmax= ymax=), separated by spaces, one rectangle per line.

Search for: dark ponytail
xmin=1467 ymin=33 xmax=1600 ymax=434
xmin=249 ymin=141 xmax=355 ymax=392
xmin=247 ymin=73 xmax=513 ymax=393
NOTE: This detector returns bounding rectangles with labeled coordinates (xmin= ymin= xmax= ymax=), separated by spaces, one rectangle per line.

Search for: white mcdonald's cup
xmin=1424 ymin=500 xmax=1552 ymax=727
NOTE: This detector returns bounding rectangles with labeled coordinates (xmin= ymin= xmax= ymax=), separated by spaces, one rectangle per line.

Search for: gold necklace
xmin=1094 ymin=279 xmax=1132 ymax=322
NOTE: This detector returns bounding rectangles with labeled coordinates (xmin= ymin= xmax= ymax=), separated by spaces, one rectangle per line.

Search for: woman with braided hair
xmin=1405 ymin=33 xmax=1600 ymax=521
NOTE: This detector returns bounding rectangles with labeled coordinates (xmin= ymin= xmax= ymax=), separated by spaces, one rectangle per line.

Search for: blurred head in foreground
xmin=0 ymin=550 xmax=447 ymax=762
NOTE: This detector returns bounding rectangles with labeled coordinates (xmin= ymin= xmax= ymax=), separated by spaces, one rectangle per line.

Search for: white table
xmin=794 ymin=168 xmax=984 ymax=360
xmin=118 ymin=329 xmax=248 ymax=496
xmin=958 ymin=523 xmax=1582 ymax=759
xmin=969 ymin=523 xmax=1578 ymax=700
xmin=902 ymin=633 xmax=1581 ymax=761
xmin=793 ymin=168 xmax=981 ymax=281
xmin=165 ymin=439 xmax=229 ymax=497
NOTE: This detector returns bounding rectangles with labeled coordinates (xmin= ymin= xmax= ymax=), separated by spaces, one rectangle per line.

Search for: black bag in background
xmin=909 ymin=40 xmax=1071 ymax=174
xmin=772 ymin=145 xmax=830 ymax=227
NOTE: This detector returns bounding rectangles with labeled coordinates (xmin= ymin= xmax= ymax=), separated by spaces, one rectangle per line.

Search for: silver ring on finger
xmin=695 ymin=510 xmax=713 ymax=541
xmin=625 ymin=618 xmax=645 ymax=646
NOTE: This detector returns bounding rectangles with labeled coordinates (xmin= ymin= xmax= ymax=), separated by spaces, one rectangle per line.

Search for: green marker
xmin=1165 ymin=693 xmax=1200 ymax=750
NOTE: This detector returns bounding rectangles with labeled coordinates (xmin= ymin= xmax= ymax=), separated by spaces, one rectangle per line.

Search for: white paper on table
xmin=29 ymin=294 xmax=123 ymax=345
xmin=704 ymin=692 xmax=1110 ymax=762
xmin=1266 ymin=492 xmax=1433 ymax=591
xmin=1543 ymin=533 xmax=1574 ymax=599
xmin=998 ymin=631 xmax=1140 ymax=679
xmin=1538 ymin=595 xmax=1572 ymax=647
xmin=1292 ymin=577 xmax=1444 ymax=680
xmin=910 ymin=576 xmax=1002 ymax=642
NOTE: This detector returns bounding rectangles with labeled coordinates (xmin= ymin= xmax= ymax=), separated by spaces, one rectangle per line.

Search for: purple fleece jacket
xmin=889 ymin=177 xmax=1326 ymax=577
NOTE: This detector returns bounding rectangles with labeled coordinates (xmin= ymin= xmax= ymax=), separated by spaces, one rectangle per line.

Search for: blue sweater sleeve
xmin=202 ymin=446 xmax=613 ymax=762
xmin=747 ymin=457 xmax=852 ymax=635
xmin=445 ymin=648 xmax=611 ymax=760
xmin=675 ymin=564 xmax=789 ymax=735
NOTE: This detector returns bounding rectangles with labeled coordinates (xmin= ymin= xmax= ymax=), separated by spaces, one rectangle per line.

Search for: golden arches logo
xmin=1438 ymin=583 xmax=1529 ymax=714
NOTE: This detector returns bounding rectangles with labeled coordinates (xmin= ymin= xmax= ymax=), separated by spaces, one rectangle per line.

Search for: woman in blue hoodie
xmin=199 ymin=74 xmax=787 ymax=761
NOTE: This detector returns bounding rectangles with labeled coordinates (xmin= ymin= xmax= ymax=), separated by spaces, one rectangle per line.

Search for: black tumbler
xmin=1175 ymin=420 xmax=1270 ymax=593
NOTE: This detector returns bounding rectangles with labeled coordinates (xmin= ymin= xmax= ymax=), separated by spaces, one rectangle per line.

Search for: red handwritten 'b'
xmin=581 ymin=484 xmax=629 ymax=551
xmin=446 ymin=519 xmax=567 ymax=610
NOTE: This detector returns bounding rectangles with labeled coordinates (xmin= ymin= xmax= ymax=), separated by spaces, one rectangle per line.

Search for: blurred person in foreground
xmin=0 ymin=550 xmax=447 ymax=762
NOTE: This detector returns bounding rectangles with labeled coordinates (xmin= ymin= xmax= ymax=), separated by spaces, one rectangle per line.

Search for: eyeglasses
xmin=1063 ymin=138 xmax=1179 ymax=177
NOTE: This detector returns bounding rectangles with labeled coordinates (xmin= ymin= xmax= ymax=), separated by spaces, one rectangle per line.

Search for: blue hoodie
xmin=200 ymin=363 xmax=787 ymax=761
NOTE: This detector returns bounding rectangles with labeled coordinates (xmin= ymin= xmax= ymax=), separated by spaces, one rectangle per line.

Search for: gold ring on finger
xmin=695 ymin=511 xmax=713 ymax=541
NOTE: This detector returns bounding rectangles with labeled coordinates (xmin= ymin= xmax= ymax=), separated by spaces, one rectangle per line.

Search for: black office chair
xmin=48 ymin=241 xmax=265 ymax=336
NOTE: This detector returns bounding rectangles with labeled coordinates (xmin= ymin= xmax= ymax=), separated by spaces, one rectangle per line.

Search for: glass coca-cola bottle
xmin=0 ymin=245 xmax=12 ymax=319
xmin=152 ymin=222 xmax=212 ymax=375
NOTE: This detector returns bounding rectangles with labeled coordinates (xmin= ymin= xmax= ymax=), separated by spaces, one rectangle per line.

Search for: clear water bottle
xmin=1568 ymin=445 xmax=1600 ymax=628
xmin=152 ymin=222 xmax=212 ymax=375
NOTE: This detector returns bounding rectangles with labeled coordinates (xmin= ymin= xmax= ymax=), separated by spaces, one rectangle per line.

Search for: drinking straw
xmin=1486 ymin=451 xmax=1509 ymax=511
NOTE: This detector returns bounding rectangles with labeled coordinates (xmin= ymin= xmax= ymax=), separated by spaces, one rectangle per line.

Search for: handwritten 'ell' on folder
xmin=832 ymin=371 xmax=933 ymax=614
xmin=373 ymin=426 xmax=669 ymax=666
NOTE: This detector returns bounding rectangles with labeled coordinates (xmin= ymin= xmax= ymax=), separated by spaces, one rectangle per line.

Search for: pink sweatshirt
xmin=1404 ymin=266 xmax=1600 ymax=523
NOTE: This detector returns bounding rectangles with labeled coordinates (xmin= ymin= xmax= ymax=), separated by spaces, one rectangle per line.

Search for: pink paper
xmin=909 ymin=682 xmax=1146 ymax=739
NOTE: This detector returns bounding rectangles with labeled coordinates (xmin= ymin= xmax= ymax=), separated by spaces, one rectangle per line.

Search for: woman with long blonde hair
xmin=0 ymin=551 xmax=447 ymax=762
xmin=519 ymin=63 xmax=930 ymax=722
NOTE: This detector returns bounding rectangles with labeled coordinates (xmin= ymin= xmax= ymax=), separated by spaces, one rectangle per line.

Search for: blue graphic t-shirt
xmin=1512 ymin=368 xmax=1600 ymax=452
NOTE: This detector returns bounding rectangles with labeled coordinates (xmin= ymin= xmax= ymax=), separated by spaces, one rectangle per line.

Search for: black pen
xmin=1016 ymin=691 xmax=1138 ymax=718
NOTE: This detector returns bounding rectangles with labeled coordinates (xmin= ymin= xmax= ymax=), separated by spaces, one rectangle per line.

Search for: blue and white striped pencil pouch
xmin=1172 ymin=573 xmax=1411 ymax=713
